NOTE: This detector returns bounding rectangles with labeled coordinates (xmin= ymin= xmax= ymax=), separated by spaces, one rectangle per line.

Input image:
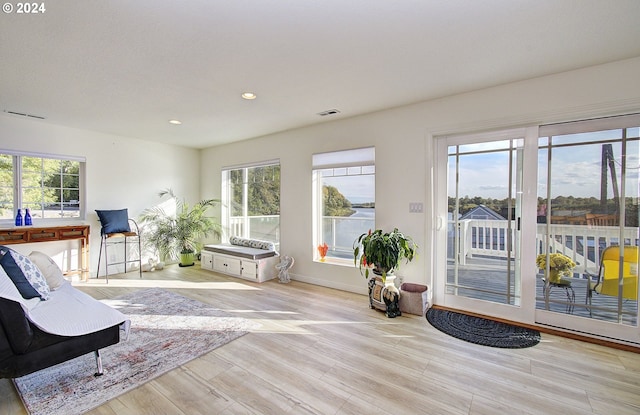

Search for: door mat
xmin=426 ymin=308 xmax=540 ymax=348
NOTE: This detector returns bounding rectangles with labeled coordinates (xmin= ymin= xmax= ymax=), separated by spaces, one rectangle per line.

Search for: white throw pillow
xmin=28 ymin=251 xmax=67 ymax=291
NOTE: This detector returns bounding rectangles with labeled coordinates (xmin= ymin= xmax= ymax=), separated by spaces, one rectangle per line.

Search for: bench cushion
xmin=203 ymin=244 xmax=277 ymax=260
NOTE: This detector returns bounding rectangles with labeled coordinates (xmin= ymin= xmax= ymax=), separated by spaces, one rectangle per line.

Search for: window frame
xmin=0 ymin=149 xmax=86 ymax=225
xmin=312 ymin=147 xmax=375 ymax=265
xmin=221 ymin=159 xmax=281 ymax=248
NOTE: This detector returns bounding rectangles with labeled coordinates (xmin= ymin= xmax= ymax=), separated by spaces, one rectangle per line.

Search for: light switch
xmin=409 ymin=202 xmax=423 ymax=213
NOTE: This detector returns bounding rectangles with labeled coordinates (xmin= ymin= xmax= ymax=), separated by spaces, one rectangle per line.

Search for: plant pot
xmin=179 ymin=252 xmax=195 ymax=267
xmin=384 ymin=275 xmax=400 ymax=295
xmin=367 ymin=276 xmax=401 ymax=317
xmin=547 ymin=269 xmax=562 ymax=283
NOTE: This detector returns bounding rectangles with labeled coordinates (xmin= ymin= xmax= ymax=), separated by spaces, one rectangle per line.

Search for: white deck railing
xmin=229 ymin=215 xmax=280 ymax=246
xmin=454 ymin=219 xmax=638 ymax=275
xmin=228 ymin=215 xmax=637 ymax=273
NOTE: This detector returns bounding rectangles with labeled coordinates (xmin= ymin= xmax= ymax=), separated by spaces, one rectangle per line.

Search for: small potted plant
xmin=140 ymin=189 xmax=221 ymax=267
xmin=536 ymin=253 xmax=575 ymax=283
xmin=353 ymin=228 xmax=417 ymax=282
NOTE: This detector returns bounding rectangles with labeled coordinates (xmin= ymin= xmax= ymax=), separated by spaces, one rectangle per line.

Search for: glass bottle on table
xmin=15 ymin=209 xmax=23 ymax=226
xmin=25 ymin=208 xmax=32 ymax=226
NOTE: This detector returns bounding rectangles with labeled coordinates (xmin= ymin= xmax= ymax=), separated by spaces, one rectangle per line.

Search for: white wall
xmin=0 ymin=115 xmax=200 ymax=276
xmin=201 ymin=56 xmax=640 ymax=295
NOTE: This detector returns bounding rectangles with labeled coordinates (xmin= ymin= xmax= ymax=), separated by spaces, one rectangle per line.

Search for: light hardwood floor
xmin=2 ymin=264 xmax=640 ymax=415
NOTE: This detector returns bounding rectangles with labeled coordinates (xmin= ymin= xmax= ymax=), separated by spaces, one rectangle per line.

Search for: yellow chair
xmin=585 ymin=246 xmax=638 ymax=315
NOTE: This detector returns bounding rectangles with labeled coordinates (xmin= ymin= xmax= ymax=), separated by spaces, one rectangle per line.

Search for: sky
xmin=323 ymin=174 xmax=375 ymax=204
xmin=449 ymin=130 xmax=640 ymax=200
xmin=322 ymin=128 xmax=640 ymax=205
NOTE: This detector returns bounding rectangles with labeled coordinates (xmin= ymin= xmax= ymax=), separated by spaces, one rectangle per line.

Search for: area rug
xmin=426 ymin=308 xmax=540 ymax=348
xmin=13 ymin=288 xmax=259 ymax=415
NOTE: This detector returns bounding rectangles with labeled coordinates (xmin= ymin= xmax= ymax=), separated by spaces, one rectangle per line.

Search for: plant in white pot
xmin=353 ymin=228 xmax=417 ymax=283
xmin=140 ymin=189 xmax=221 ymax=267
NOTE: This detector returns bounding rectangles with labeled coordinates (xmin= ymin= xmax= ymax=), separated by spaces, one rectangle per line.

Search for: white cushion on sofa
xmin=27 ymin=282 xmax=129 ymax=337
xmin=28 ymin=251 xmax=67 ymax=291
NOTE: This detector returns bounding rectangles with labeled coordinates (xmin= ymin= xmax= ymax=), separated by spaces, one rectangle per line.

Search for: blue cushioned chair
xmin=96 ymin=209 xmax=142 ymax=282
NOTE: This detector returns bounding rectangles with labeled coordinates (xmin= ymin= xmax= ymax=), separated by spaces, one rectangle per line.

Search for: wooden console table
xmin=0 ymin=225 xmax=90 ymax=279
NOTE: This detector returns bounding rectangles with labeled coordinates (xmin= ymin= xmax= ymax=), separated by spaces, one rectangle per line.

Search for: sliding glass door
xmin=434 ymin=128 xmax=538 ymax=322
xmin=535 ymin=115 xmax=639 ymax=343
xmin=434 ymin=114 xmax=640 ymax=345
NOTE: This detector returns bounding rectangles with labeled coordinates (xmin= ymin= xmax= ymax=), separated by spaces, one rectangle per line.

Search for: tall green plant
xmin=140 ymin=189 xmax=221 ymax=262
xmin=353 ymin=228 xmax=417 ymax=279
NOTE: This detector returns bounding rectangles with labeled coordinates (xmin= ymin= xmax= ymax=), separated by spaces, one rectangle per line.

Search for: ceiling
xmin=2 ymin=0 xmax=640 ymax=149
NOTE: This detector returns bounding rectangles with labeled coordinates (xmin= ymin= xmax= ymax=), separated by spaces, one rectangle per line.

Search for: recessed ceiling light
xmin=241 ymin=92 xmax=257 ymax=100
xmin=168 ymin=119 xmax=182 ymax=125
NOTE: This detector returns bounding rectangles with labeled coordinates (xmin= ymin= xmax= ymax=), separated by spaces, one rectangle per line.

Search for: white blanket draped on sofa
xmin=0 ymin=267 xmax=129 ymax=338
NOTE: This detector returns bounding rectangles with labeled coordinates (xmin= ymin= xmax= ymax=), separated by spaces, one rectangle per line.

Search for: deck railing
xmin=229 ymin=215 xmax=637 ymax=273
xmin=322 ymin=215 xmax=375 ymax=259
xmin=229 ymin=215 xmax=280 ymax=247
xmin=453 ymin=219 xmax=638 ymax=275
xmin=228 ymin=215 xmax=374 ymax=259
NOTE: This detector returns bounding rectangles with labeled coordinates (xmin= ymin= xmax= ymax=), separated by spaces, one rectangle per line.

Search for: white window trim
xmin=0 ymin=150 xmax=86 ymax=226
xmin=312 ymin=147 xmax=375 ymax=265
xmin=221 ymin=160 xmax=281 ymax=245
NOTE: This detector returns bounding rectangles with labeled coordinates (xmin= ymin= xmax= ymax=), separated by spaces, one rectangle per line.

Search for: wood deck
xmin=448 ymin=257 xmax=638 ymax=325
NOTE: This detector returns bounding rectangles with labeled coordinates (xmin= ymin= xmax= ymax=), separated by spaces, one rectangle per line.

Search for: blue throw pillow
xmin=96 ymin=209 xmax=131 ymax=235
xmin=0 ymin=246 xmax=42 ymax=299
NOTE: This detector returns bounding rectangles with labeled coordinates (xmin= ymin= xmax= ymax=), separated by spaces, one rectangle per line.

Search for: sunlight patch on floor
xmin=243 ymin=317 xmax=386 ymax=335
xmin=226 ymin=309 xmax=300 ymax=315
xmin=73 ymin=278 xmax=261 ymax=290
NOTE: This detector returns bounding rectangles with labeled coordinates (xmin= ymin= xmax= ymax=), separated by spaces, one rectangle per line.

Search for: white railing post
xmin=459 ymin=220 xmax=469 ymax=265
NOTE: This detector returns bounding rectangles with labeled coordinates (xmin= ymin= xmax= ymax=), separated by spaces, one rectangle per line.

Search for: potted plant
xmin=536 ymin=253 xmax=575 ymax=283
xmin=353 ymin=228 xmax=417 ymax=282
xmin=140 ymin=189 xmax=221 ymax=267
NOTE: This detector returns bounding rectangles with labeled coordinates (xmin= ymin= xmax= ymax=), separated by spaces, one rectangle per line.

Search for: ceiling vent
xmin=317 ymin=109 xmax=341 ymax=117
xmin=3 ymin=110 xmax=46 ymax=120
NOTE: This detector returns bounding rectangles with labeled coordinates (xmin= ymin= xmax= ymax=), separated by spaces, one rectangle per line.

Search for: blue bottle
xmin=25 ymin=208 xmax=32 ymax=226
xmin=15 ymin=209 xmax=23 ymax=226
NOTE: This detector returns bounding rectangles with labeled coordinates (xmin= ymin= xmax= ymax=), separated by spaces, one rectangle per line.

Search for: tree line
xmin=449 ymin=196 xmax=638 ymax=226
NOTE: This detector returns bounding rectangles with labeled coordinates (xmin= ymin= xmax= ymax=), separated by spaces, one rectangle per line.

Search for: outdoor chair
xmin=585 ymin=245 xmax=638 ymax=316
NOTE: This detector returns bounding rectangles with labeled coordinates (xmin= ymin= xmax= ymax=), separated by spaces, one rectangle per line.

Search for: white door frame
xmin=432 ymin=127 xmax=539 ymax=324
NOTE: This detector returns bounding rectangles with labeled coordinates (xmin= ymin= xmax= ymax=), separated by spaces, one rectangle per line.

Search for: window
xmin=313 ymin=147 xmax=375 ymax=262
xmin=0 ymin=150 xmax=85 ymax=223
xmin=221 ymin=160 xmax=280 ymax=247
